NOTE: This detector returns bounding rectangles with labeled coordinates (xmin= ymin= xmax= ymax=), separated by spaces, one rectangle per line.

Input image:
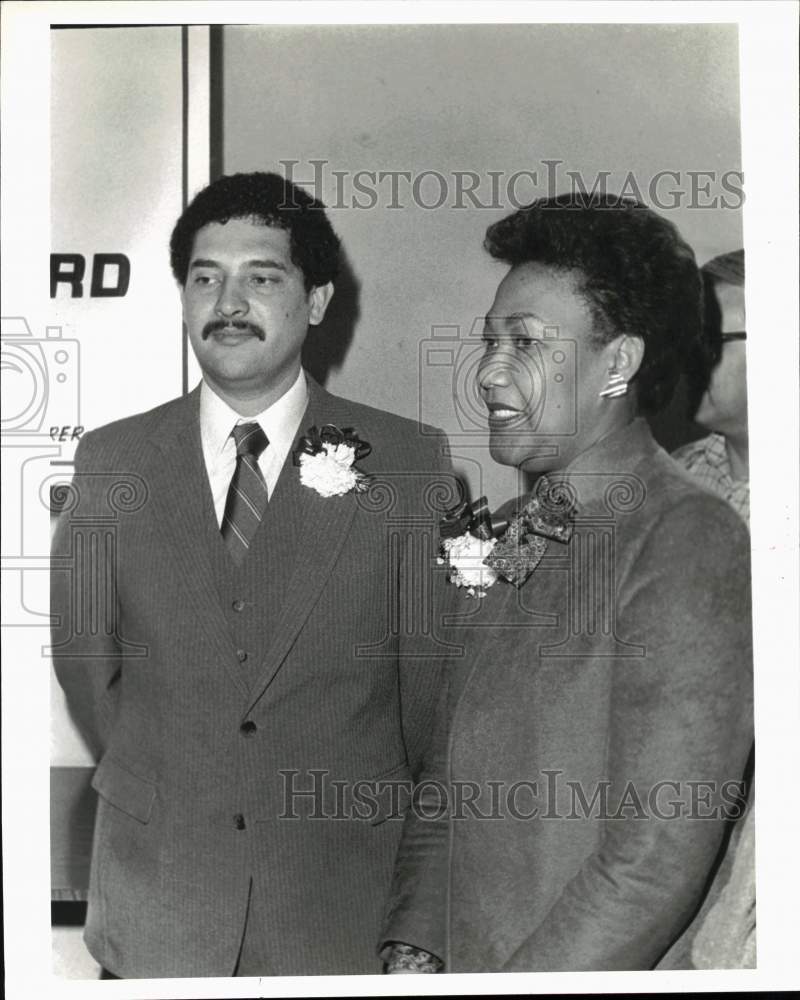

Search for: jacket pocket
xmin=91 ymin=755 xmax=157 ymax=824
xmin=364 ymin=760 xmax=413 ymax=827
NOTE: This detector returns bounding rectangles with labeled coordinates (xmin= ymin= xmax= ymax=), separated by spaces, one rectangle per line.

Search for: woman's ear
xmin=612 ymin=334 xmax=645 ymax=381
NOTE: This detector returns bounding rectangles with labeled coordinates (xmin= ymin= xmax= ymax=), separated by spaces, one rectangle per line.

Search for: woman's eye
xmin=481 ymin=334 xmax=537 ymax=351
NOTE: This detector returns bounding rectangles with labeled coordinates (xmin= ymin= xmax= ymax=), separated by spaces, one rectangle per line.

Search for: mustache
xmin=202 ymin=320 xmax=266 ymax=341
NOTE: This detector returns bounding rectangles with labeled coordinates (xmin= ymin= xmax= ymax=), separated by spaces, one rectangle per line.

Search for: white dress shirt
xmin=199 ymin=370 xmax=309 ymax=526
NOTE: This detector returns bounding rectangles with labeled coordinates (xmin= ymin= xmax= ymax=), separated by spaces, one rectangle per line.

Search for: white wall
xmin=51 ymin=26 xmax=186 ymax=428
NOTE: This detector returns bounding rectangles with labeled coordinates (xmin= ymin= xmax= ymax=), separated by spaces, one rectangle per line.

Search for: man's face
xmin=695 ymin=281 xmax=747 ymax=439
xmin=180 ymin=217 xmax=332 ymax=405
xmin=476 ymin=262 xmax=617 ymax=474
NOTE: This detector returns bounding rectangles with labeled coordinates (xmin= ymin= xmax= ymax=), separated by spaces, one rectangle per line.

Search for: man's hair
xmin=483 ymin=193 xmax=702 ymax=414
xmin=169 ymin=172 xmax=340 ymax=290
xmin=702 ymin=248 xmax=745 ymax=288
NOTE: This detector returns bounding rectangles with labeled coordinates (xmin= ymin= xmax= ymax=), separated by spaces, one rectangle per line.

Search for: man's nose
xmin=215 ymin=278 xmax=249 ymax=318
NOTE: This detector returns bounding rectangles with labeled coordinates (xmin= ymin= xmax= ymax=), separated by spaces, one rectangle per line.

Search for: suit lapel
xmin=244 ymin=380 xmax=362 ymax=713
xmin=145 ymin=388 xmax=250 ymax=698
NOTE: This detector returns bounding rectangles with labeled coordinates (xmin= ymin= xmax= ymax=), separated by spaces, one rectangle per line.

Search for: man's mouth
xmin=202 ymin=321 xmax=265 ymax=342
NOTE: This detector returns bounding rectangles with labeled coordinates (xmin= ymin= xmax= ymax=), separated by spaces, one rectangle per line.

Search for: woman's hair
xmin=484 ymin=193 xmax=702 ymax=414
xmin=169 ymin=171 xmax=340 ymax=291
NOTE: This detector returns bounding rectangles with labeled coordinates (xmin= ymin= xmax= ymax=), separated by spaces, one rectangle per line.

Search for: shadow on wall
xmin=302 ymin=248 xmax=361 ymax=387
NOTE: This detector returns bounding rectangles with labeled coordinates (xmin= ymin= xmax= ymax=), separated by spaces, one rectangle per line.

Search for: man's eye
xmin=513 ymin=336 xmax=535 ymax=349
xmin=250 ymin=274 xmax=280 ymax=286
xmin=193 ymin=274 xmax=216 ymax=286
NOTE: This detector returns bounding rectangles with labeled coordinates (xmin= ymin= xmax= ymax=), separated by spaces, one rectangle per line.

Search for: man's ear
xmin=611 ymin=333 xmax=645 ymax=381
xmin=308 ymin=282 xmax=334 ymax=326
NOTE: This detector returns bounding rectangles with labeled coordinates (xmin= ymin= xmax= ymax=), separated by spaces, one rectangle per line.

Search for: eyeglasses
xmin=721 ymin=332 xmax=746 ymax=342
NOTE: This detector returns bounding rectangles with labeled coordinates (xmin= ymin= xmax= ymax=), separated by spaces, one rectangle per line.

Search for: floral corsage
xmin=439 ymin=532 xmax=500 ymax=598
xmin=438 ymin=480 xmax=575 ymax=598
xmin=293 ymin=424 xmax=371 ymax=497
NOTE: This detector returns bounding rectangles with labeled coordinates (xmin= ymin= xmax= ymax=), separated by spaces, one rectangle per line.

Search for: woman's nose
xmin=477 ymin=352 xmax=514 ymax=391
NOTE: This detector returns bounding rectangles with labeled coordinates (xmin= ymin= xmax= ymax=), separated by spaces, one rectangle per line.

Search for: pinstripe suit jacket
xmin=52 ymin=377 xmax=456 ymax=977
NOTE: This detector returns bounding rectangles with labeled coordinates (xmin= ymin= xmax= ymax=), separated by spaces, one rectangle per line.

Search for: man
xmin=675 ymin=250 xmax=748 ymax=524
xmin=671 ymin=248 xmax=755 ymax=969
xmin=52 ymin=172 xmax=454 ymax=977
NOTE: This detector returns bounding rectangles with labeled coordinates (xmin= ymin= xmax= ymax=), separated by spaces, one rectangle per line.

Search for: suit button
xmin=233 ymin=813 xmax=246 ymax=830
xmin=232 ymin=599 xmax=245 ymax=612
xmin=240 ymin=720 xmax=257 ymax=737
xmin=236 ymin=648 xmax=248 ymax=662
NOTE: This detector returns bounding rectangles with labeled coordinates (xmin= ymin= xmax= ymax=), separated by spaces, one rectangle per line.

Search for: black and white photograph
xmin=1 ymin=2 xmax=798 ymax=997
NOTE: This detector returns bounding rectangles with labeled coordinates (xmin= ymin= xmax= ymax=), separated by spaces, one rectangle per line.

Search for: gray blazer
xmin=52 ymin=377 xmax=454 ymax=977
xmin=381 ymin=418 xmax=753 ymax=971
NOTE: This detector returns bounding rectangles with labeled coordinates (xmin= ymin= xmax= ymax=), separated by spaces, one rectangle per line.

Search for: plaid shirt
xmin=673 ymin=432 xmax=749 ymax=528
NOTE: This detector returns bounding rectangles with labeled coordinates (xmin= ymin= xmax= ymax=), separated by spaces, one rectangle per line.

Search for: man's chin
xmin=207 ymin=370 xmax=261 ymax=391
xmin=196 ymin=361 xmax=273 ymax=393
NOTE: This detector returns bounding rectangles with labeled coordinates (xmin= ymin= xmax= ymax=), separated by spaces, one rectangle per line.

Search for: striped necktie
xmin=221 ymin=422 xmax=269 ymax=563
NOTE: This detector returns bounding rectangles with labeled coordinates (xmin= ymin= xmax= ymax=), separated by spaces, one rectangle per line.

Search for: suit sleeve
xmin=51 ymin=432 xmax=123 ymax=759
xmin=377 ymin=428 xmax=460 ymax=963
xmin=396 ymin=428 xmax=460 ymax=779
xmin=379 ymin=660 xmax=453 ymax=964
xmin=502 ymin=498 xmax=754 ymax=971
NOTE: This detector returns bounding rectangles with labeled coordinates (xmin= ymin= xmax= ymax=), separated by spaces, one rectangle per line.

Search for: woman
xmin=380 ymin=195 xmax=753 ymax=972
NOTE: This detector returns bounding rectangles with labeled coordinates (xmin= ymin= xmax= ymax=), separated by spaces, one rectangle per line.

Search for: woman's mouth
xmin=487 ymin=405 xmax=526 ymax=425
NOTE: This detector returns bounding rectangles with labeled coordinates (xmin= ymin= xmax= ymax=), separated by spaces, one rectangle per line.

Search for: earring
xmin=598 ymin=367 xmax=628 ymax=399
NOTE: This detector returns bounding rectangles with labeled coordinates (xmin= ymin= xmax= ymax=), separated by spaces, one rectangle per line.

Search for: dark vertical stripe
xmin=209 ymin=25 xmax=224 ymax=181
xmin=180 ymin=25 xmax=189 ymax=209
xmin=181 ymin=25 xmax=189 ymax=396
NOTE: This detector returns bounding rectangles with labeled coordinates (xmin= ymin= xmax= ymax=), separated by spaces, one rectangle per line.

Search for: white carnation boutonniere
xmin=438 ymin=532 xmax=499 ymax=598
xmin=293 ymin=424 xmax=371 ymax=498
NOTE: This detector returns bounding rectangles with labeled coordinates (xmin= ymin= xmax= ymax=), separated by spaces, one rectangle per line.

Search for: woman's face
xmin=477 ymin=262 xmax=624 ymax=474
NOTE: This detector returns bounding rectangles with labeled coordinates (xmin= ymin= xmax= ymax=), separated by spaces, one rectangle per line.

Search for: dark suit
xmin=52 ymin=377 xmax=455 ymax=977
xmin=381 ymin=418 xmax=753 ymax=971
